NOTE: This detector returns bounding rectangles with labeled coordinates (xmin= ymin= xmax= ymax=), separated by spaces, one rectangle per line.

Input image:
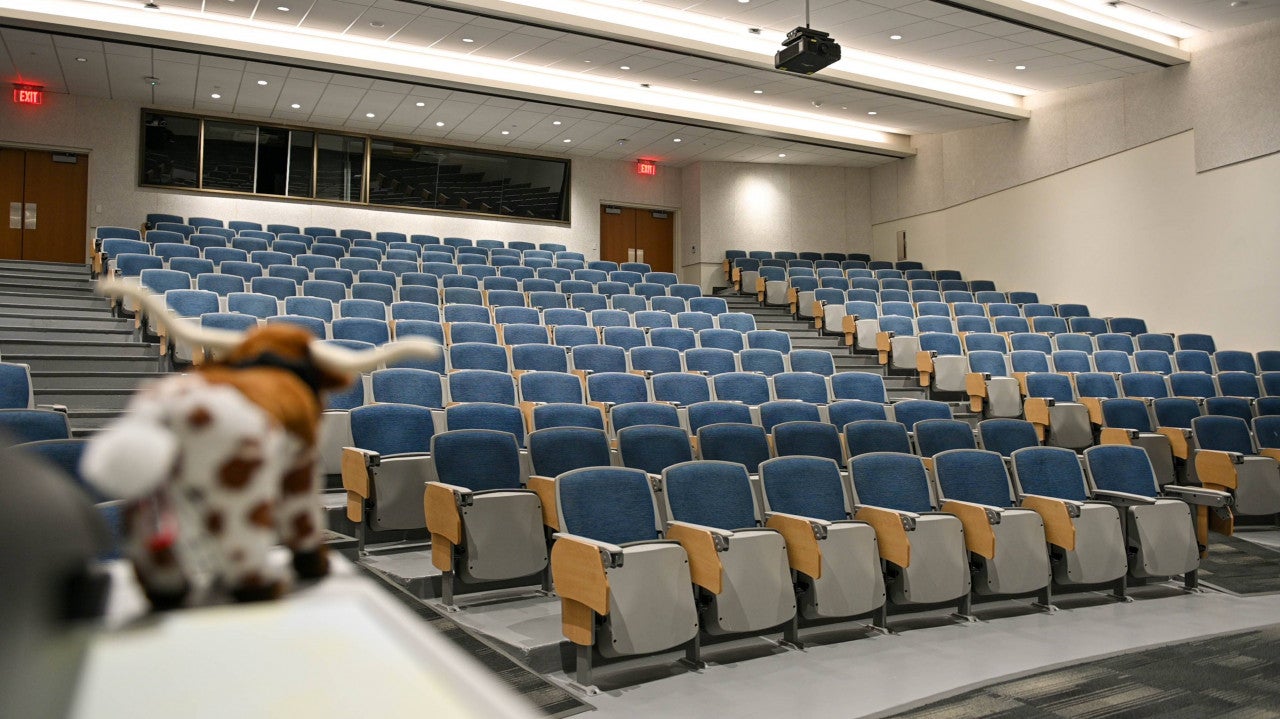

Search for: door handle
xmin=23 ymin=203 xmax=36 ymax=230
xmin=8 ymin=203 xmax=19 ymax=230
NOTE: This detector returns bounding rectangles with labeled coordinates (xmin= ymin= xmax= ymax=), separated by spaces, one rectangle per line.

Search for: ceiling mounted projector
xmin=775 ymin=26 xmax=841 ymax=75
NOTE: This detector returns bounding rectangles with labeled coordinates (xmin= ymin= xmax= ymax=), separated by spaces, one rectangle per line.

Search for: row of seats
xmin=134 ymin=270 xmax=714 ymax=310
xmin=822 ymin=301 xmax=1149 ymax=345
xmin=135 ymin=215 xmax=565 ymax=251
xmin=103 ymin=239 xmax=663 ymax=282
xmin=339 ymin=396 xmax=1221 ymax=684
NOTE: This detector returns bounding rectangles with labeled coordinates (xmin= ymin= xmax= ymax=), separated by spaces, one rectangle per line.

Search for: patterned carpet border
xmin=1196 ymin=533 xmax=1280 ymax=596
xmin=886 ymin=622 xmax=1280 ymax=718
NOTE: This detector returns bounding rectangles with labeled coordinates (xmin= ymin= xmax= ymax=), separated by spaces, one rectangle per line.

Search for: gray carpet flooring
xmin=1197 ymin=533 xmax=1280 ymax=596
xmin=891 ymin=624 xmax=1280 ymax=718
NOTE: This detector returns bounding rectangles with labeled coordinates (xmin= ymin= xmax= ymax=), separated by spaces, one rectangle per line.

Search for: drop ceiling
xmin=0 ymin=0 xmax=1272 ymax=167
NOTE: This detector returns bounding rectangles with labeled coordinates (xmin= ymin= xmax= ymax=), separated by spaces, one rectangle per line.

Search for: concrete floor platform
xmin=356 ymin=530 xmax=1280 ymax=718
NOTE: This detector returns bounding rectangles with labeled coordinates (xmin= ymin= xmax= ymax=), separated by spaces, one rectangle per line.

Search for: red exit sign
xmin=13 ymin=85 xmax=44 ymax=105
xmin=636 ymin=159 xmax=657 ymax=176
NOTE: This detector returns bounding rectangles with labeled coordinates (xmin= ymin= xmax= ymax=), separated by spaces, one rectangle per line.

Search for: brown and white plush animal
xmin=83 ymin=277 xmax=438 ymax=609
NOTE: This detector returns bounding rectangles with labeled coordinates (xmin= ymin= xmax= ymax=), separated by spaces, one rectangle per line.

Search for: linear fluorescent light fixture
xmin=16 ymin=0 xmax=912 ymax=149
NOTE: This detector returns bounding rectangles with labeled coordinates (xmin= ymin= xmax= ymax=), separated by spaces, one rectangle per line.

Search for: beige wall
xmin=872 ymin=131 xmax=1280 ymax=351
xmin=682 ymin=161 xmax=874 ymax=290
xmin=873 ymin=19 xmax=1280 ymax=225
xmin=0 ymin=93 xmax=683 ymax=259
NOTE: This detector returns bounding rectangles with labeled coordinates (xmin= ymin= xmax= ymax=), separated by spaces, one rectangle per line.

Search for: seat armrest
xmin=664 ymin=521 xmax=729 ymax=594
xmin=36 ymin=403 xmax=68 ymax=414
xmin=1155 ymin=426 xmax=1192 ymax=460
xmin=550 ymin=533 xmax=618 ymax=646
xmin=1195 ymin=449 xmax=1244 ymax=491
xmin=553 ymin=533 xmax=625 ymax=568
xmin=1091 ymin=489 xmax=1158 ymax=506
xmin=1078 ymin=396 xmax=1104 ymax=426
xmin=1019 ymin=494 xmax=1079 ymax=551
xmin=1259 ymin=448 xmax=1280 ymax=463
xmin=1099 ymin=427 xmax=1138 ymax=445
xmin=424 ymin=481 xmax=469 ymax=572
xmin=1163 ymin=485 xmax=1233 ymax=508
xmin=764 ymin=511 xmax=830 ymax=579
xmin=852 ymin=505 xmax=914 ymax=567
xmin=940 ymin=499 xmax=999 ymax=559
xmin=964 ymin=372 xmax=989 ymax=412
xmin=340 ymin=447 xmax=379 ymax=522
xmin=1024 ymin=397 xmax=1054 ymax=440
xmin=527 ymin=475 xmax=559 ymax=529
xmin=916 ymin=350 xmax=935 ymax=387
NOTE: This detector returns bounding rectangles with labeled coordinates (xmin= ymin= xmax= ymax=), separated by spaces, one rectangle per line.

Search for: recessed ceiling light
xmin=75 ymin=57 xmax=87 ymax=62
xmin=415 ymin=101 xmax=425 ymax=107
xmin=461 ymin=37 xmax=474 ymax=43
xmin=619 ymin=65 xmax=630 ymax=70
xmin=777 ymin=153 xmax=786 ymax=158
xmin=867 ymin=111 xmax=877 ymax=115
xmin=501 ymin=130 xmax=510 ymax=135
xmin=290 ymin=103 xmax=300 ymax=109
xmin=210 ymin=92 xmax=221 ymax=99
xmin=369 ymin=20 xmax=384 ymax=28
xmin=257 ymin=80 xmax=268 ymax=86
xmin=276 ymin=5 xmax=289 ymax=11
xmin=753 ymin=89 xmax=763 ymax=94
xmin=365 ymin=112 xmax=375 ymax=118
xmin=1015 ymin=65 xmax=1027 ymax=70
xmin=563 ymin=138 xmax=572 ymax=143
xmin=435 ymin=121 xmax=445 ymax=127
xmin=739 ymin=0 xmax=750 ymax=3
xmin=673 ymin=138 xmax=682 ymax=142
xmin=552 ymin=120 xmax=562 ymax=125
xmin=584 ymin=60 xmax=592 ymax=64
xmin=890 ymin=34 xmax=902 ymax=40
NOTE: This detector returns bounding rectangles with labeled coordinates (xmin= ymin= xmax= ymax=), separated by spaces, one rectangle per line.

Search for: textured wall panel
xmin=1189 ymin=20 xmax=1280 ymax=171
xmin=874 ymin=20 xmax=1280 ymax=223
xmin=872 ymin=132 xmax=1280 ymax=351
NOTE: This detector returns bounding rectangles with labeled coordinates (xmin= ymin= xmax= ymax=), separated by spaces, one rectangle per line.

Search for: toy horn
xmin=98 ymin=276 xmax=243 ymax=353
xmin=96 ymin=276 xmax=440 ymax=369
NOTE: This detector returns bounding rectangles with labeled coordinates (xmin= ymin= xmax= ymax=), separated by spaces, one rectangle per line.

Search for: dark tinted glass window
xmin=202 ymin=120 xmax=257 ymax=192
xmin=378 ymin=147 xmax=569 ymax=220
xmin=316 ymin=133 xmax=365 ymax=203
xmin=139 ymin=112 xmax=567 ymax=221
xmin=288 ymin=130 xmax=314 ymax=198
xmin=141 ymin=112 xmax=199 ymax=187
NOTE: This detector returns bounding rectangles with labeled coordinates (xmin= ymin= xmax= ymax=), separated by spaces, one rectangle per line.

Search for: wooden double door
xmin=600 ymin=205 xmax=674 ymax=273
xmin=1 ymin=148 xmax=89 ymax=264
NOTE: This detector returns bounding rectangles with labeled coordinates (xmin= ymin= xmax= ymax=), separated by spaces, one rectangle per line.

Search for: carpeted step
xmin=30 ymin=370 xmax=168 ymax=390
xmin=0 ymin=338 xmax=159 ymax=357
xmin=5 ymin=353 xmax=163 ymax=373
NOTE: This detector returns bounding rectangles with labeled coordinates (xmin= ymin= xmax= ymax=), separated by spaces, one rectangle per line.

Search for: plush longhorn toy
xmin=83 ymin=277 xmax=439 ymax=609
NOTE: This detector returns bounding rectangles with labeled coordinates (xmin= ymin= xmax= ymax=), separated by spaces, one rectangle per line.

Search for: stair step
xmin=6 ymin=354 xmax=164 ymax=372
xmin=32 ymin=371 xmax=168 ymax=390
xmin=0 ymin=315 xmax=134 ymax=330
xmin=0 ymin=307 xmax=114 ymax=321
xmin=0 ymin=339 xmax=159 ymax=357
xmin=66 ymin=409 xmax=126 ymax=430
xmin=36 ymin=388 xmax=137 ymax=410
xmin=0 ymin=275 xmax=96 ymax=291
xmin=0 ymin=293 xmax=111 ymax=310
xmin=0 ymin=326 xmax=137 ymax=342
xmin=0 ymin=260 xmax=91 ymax=275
